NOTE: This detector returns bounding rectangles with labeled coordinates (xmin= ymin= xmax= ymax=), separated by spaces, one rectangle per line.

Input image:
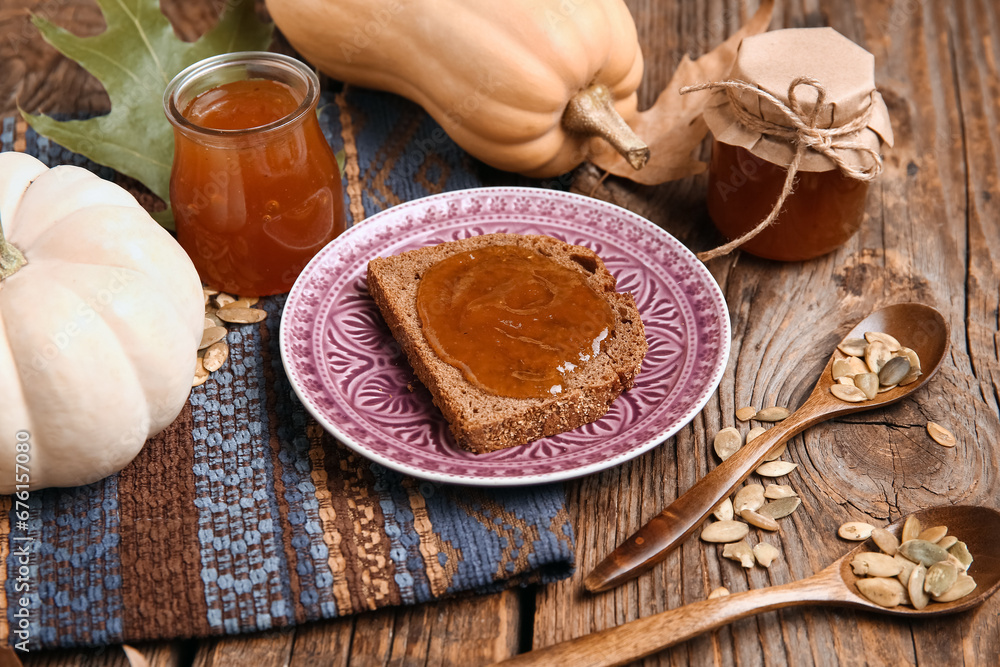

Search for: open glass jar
xmin=701 ymin=28 xmax=893 ymax=262
xmin=164 ymin=52 xmax=345 ymax=295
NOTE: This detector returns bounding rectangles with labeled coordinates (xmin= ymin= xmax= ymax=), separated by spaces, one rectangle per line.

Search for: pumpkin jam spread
xmin=416 ymin=245 xmax=615 ymax=399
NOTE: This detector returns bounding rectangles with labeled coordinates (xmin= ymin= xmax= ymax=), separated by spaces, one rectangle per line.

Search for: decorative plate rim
xmin=279 ymin=186 xmax=731 ymax=486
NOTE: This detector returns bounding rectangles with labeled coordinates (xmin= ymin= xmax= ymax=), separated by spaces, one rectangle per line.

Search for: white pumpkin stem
xmin=563 ymin=83 xmax=650 ymax=171
xmin=0 ymin=213 xmax=27 ymax=280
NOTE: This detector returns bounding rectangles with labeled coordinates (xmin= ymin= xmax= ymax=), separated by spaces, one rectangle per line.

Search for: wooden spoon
xmin=499 ymin=504 xmax=1000 ymax=667
xmin=585 ymin=302 xmax=950 ymax=593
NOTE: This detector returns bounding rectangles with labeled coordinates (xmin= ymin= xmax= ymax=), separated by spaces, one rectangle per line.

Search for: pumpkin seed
xmin=239 ymin=296 xmax=260 ymax=306
xmin=917 ymin=525 xmax=948 ymax=544
xmin=897 ymin=347 xmax=922 ymax=385
xmin=932 ymin=573 xmax=977 ymax=602
xmin=733 ymin=484 xmax=765 ymax=513
xmin=948 ymin=541 xmax=973 ymax=570
xmin=764 ymin=484 xmax=797 ymax=499
xmin=871 ymin=527 xmax=900 ymax=556
xmin=193 ymin=357 xmax=209 ymax=387
xmin=713 ymin=427 xmax=743 ymax=461
xmin=838 ymin=522 xmax=874 ymax=541
xmin=763 ymin=441 xmax=787 ymax=462
xmin=722 ymin=540 xmax=755 ymax=568
xmin=746 ymin=426 xmax=767 ymax=443
xmin=712 ymin=497 xmax=734 ymax=522
xmin=832 ymin=358 xmax=855 ymax=380
xmin=851 ymin=552 xmax=904 ymax=577
xmin=908 ymin=564 xmax=930 ymax=610
xmin=221 ymin=298 xmax=255 ymax=310
xmin=901 ymin=515 xmax=922 ymax=543
xmin=755 ymin=461 xmax=797 ymax=477
xmin=865 ymin=331 xmax=901 ymax=351
xmin=736 ymin=406 xmax=756 ymax=421
xmin=203 ymin=341 xmax=230 ymax=372
xmin=878 ymin=356 xmax=910 ymax=386
xmin=856 ymin=577 xmax=906 ymax=608
xmin=203 ymin=317 xmax=215 ymax=330
xmin=708 ymin=586 xmax=730 ymax=599
xmin=755 ymin=406 xmax=790 ymax=422
xmin=877 ymin=383 xmax=898 ymax=393
xmin=758 ymin=496 xmax=801 ymax=520
xmin=845 ymin=356 xmax=869 ymax=375
xmin=854 ymin=372 xmax=879 ymax=399
xmin=898 ymin=539 xmax=949 ymax=566
xmin=838 ymin=338 xmax=868 ymax=357
xmin=203 ymin=287 xmax=219 ymax=296
xmin=896 ymin=554 xmax=917 ymax=586
xmin=216 ymin=307 xmax=267 ymax=324
xmin=865 ymin=340 xmax=892 ymax=373
xmin=206 ymin=312 xmax=224 ymax=327
xmin=927 ymin=422 xmax=957 ymax=447
xmin=837 ymin=376 xmax=856 ymax=386
xmin=214 ymin=292 xmax=236 ymax=308
xmin=945 ymin=553 xmax=966 ymax=571
xmin=924 ymin=561 xmax=959 ymax=597
xmin=701 ymin=520 xmax=750 ymax=543
xmin=200 ymin=326 xmax=228 ymax=350
xmin=740 ymin=508 xmax=780 ymax=531
xmin=938 ymin=535 xmax=958 ymax=550
xmin=830 ymin=385 xmax=867 ymax=402
xmin=753 ymin=542 xmax=780 ymax=567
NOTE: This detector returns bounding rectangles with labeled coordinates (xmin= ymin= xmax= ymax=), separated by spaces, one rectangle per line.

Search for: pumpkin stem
xmin=0 ymin=212 xmax=27 ymax=281
xmin=563 ymin=83 xmax=649 ymax=171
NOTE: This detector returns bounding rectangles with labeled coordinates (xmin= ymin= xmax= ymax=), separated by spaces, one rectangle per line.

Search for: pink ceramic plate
xmin=280 ymin=187 xmax=730 ymax=486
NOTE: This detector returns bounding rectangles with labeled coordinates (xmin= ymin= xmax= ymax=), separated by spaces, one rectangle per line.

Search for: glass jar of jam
xmin=700 ymin=28 xmax=894 ymax=262
xmin=164 ymin=52 xmax=345 ymax=295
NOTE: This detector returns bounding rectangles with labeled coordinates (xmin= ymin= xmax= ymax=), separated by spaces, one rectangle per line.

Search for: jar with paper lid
xmin=695 ymin=28 xmax=893 ymax=262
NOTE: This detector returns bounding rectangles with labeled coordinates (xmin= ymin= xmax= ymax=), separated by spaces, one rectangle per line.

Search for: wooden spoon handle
xmin=584 ymin=394 xmax=831 ymax=593
xmin=499 ymin=570 xmax=844 ymax=667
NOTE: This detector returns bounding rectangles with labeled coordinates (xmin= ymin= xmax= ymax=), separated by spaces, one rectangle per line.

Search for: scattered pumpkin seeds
xmin=733 ymin=484 xmax=765 ymax=514
xmin=932 ymin=573 xmax=977 ymax=602
xmin=193 ymin=357 xmax=209 ymax=387
xmin=202 ymin=341 xmax=230 ymax=372
xmin=830 ymin=333 xmax=922 ymax=404
xmin=871 ymin=528 xmax=899 ymax=556
xmin=762 ymin=441 xmax=787 ymax=462
xmin=753 ymin=542 xmax=780 ymax=567
xmin=830 ymin=384 xmax=867 ymax=402
xmin=838 ymin=522 xmax=874 ymax=541
xmin=746 ymin=426 xmax=767 ymax=443
xmin=712 ymin=497 xmax=734 ymax=522
xmin=701 ymin=520 xmax=750 ymax=543
xmin=755 ymin=406 xmax=790 ymax=422
xmin=917 ymin=525 xmax=948 ymax=544
xmin=722 ymin=540 xmax=755 ymax=568
xmin=901 ymin=515 xmax=922 ymax=543
xmin=708 ymin=586 xmax=730 ymax=599
xmin=713 ymin=427 xmax=743 ymax=461
xmin=216 ymin=307 xmax=268 ymax=324
xmin=758 ymin=496 xmax=801 ymax=520
xmin=764 ymin=484 xmax=796 ymax=499
xmin=927 ymin=422 xmax=957 ymax=447
xmin=755 ymin=461 xmax=798 ymax=477
xmin=200 ymin=326 xmax=228 ymax=350
xmin=741 ymin=508 xmax=779 ymax=531
xmin=736 ymin=406 xmax=756 ymax=421
xmin=214 ymin=292 xmax=236 ymax=308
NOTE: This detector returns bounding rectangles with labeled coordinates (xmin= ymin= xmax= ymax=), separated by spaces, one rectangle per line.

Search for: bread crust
xmin=367 ymin=233 xmax=647 ymax=453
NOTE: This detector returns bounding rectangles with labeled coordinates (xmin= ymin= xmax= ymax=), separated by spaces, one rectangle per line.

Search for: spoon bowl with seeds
xmin=500 ymin=505 xmax=1000 ymax=667
xmin=585 ymin=303 xmax=950 ymax=593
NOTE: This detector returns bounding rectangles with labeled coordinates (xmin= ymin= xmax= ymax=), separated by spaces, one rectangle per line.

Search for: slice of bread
xmin=367 ymin=233 xmax=647 ymax=453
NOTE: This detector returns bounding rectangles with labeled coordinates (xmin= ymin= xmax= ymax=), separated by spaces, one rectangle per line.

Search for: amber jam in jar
xmin=416 ymin=245 xmax=615 ymax=399
xmin=164 ymin=52 xmax=345 ymax=295
xmin=707 ymin=141 xmax=870 ymax=262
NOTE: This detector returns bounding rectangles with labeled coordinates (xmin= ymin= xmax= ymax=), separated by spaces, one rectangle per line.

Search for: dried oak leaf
xmin=590 ymin=0 xmax=775 ymax=185
xmin=20 ymin=0 xmax=272 ymax=230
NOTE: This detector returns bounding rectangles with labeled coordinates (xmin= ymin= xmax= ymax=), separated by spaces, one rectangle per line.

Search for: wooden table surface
xmin=5 ymin=0 xmax=1000 ymax=665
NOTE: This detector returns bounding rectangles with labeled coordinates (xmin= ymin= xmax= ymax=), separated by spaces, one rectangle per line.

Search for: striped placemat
xmin=0 ymin=88 xmax=575 ymax=650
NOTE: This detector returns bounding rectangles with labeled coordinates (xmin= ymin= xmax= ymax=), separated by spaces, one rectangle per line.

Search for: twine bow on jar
xmin=681 ymin=76 xmax=883 ymax=262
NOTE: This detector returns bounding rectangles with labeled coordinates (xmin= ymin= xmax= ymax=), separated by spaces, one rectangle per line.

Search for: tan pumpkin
xmin=266 ymin=0 xmax=648 ymax=177
xmin=0 ymin=152 xmax=204 ymax=492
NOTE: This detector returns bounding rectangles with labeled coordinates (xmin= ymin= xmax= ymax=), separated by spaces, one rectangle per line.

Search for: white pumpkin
xmin=0 ymin=152 xmax=204 ymax=492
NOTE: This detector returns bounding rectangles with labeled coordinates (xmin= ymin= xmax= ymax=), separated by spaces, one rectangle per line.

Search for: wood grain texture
xmin=8 ymin=0 xmax=1000 ymax=665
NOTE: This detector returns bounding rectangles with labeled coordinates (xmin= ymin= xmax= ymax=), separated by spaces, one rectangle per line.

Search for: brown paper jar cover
xmin=703 ymin=28 xmax=894 ymax=261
